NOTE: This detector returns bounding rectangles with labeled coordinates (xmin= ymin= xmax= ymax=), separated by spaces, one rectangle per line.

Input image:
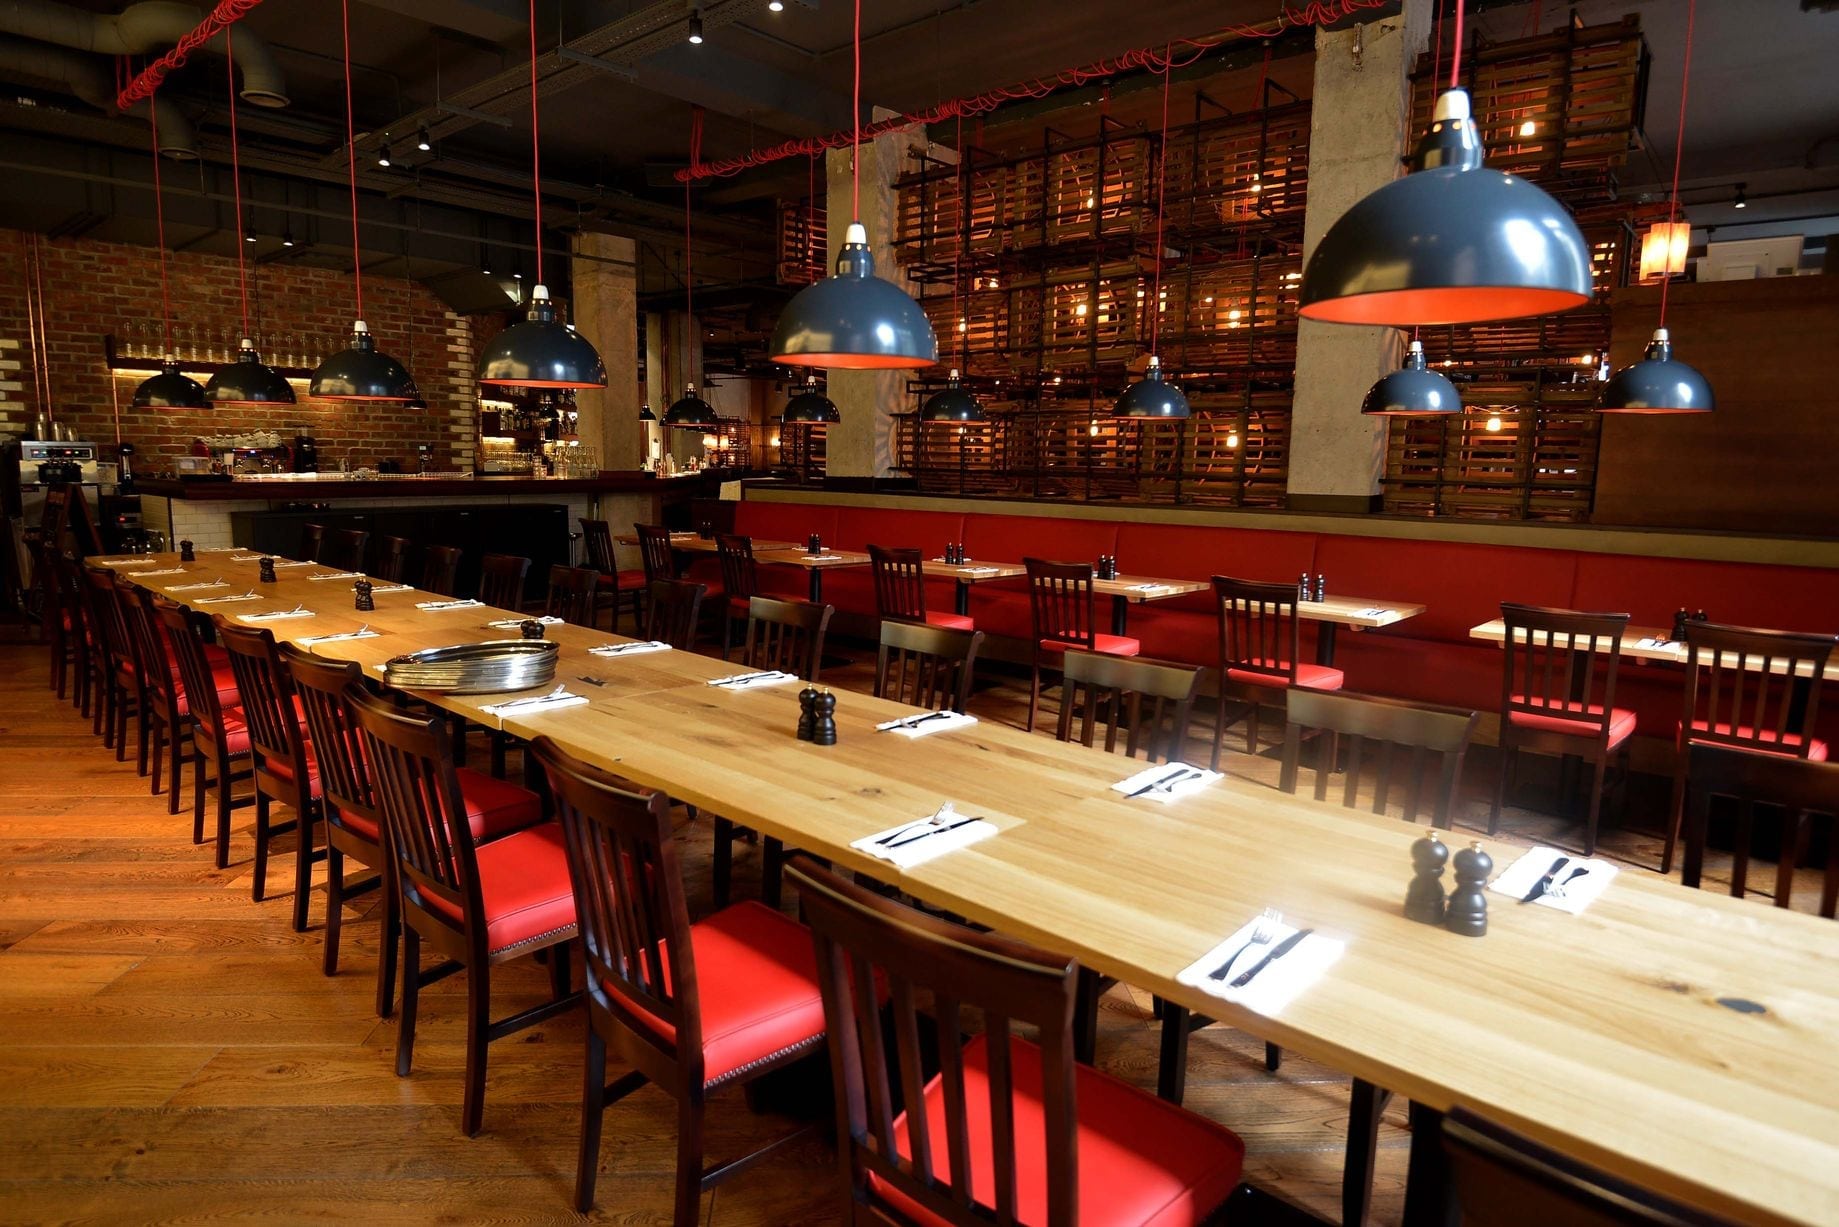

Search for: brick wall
xmin=0 ymin=228 xmax=481 ymax=471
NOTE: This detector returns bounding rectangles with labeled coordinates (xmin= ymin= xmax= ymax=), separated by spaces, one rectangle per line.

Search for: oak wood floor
xmin=0 ymin=619 xmax=1814 ymax=1226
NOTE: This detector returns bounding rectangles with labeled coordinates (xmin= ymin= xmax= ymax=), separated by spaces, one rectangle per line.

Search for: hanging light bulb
xmin=665 ymin=383 xmax=720 ymax=427
xmin=1732 ymin=183 xmax=1747 ymax=210
xmin=281 ymin=226 xmax=295 ymax=247
xmin=377 ymin=141 xmax=392 ymax=168
xmin=1299 ymin=2 xmax=1591 ymax=327
xmin=688 ymin=11 xmax=704 ymax=43
xmin=1114 ymin=355 xmax=1189 ymax=419
xmin=1518 ymin=118 xmax=1536 ymax=137
xmin=1360 ymin=339 xmax=1461 ymax=415
xmin=1484 ymin=414 xmax=1504 ymax=432
xmin=768 ymin=0 xmax=784 ymax=10
xmin=1225 ymin=429 xmax=1241 ymax=448
xmin=244 ymin=229 xmax=258 ymax=243
xmin=920 ymin=369 xmax=985 ymax=421
xmin=416 ymin=126 xmax=432 ymax=152
xmin=782 ymin=375 xmax=839 ymax=423
xmin=1638 ymin=222 xmax=1690 ymax=283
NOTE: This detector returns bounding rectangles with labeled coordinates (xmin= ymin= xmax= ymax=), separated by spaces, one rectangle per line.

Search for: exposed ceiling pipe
xmin=0 ymin=0 xmax=288 ymax=106
xmin=0 ymin=34 xmax=196 ymax=156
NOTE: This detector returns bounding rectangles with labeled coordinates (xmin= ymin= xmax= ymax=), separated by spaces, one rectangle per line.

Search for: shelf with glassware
xmin=103 ymin=332 xmax=324 ymax=380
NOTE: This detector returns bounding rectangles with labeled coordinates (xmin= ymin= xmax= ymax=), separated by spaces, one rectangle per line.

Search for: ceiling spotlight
xmin=281 ymin=227 xmax=295 ymax=247
xmin=244 ymin=229 xmax=257 ymax=243
xmin=377 ymin=142 xmax=392 ymax=168
xmin=417 ymin=126 xmax=431 ymax=152
xmin=688 ymin=11 xmax=703 ymax=43
xmin=1733 ymin=183 xmax=1747 ymax=209
xmin=769 ymin=0 xmax=784 ymax=9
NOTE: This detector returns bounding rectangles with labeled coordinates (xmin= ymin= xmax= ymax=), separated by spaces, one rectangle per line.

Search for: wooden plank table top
xmin=1469 ymin=618 xmax=1839 ymax=681
xmin=99 ymin=551 xmax=1839 ymax=1227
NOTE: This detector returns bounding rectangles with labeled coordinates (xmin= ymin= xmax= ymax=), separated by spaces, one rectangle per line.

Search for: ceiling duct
xmin=0 ymin=35 xmax=195 ymax=156
xmin=0 ymin=0 xmax=289 ymax=106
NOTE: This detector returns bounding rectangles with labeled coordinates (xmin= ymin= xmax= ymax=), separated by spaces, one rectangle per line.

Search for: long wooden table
xmin=1471 ymin=617 xmax=1839 ymax=681
xmin=106 ymin=551 xmax=1839 ymax=1227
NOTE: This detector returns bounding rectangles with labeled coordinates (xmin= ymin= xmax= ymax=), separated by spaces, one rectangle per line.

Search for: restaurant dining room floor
xmin=0 ymin=621 xmax=1821 ymax=1226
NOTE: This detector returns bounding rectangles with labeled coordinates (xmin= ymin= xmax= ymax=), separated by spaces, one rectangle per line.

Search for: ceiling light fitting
xmin=1360 ymin=339 xmax=1461 ymax=415
xmin=1115 ymin=46 xmax=1189 ymax=419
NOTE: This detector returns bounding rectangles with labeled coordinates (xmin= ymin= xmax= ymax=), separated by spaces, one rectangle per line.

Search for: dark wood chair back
xmin=545 ymin=564 xmax=601 ymax=627
xmin=1025 ymin=556 xmax=1098 ymax=650
xmin=875 ymin=619 xmax=983 ymax=713
xmin=320 ymin=528 xmax=370 ymax=572
xmin=689 ymin=497 xmax=734 ymax=538
xmin=81 ymin=567 xmax=137 ymax=681
xmin=1213 ymin=575 xmax=1303 ymax=684
xmin=478 ymin=553 xmax=530 ymax=611
xmin=1057 ymin=649 xmax=1200 ymax=762
xmin=1681 ymin=621 xmax=1832 ymax=759
xmin=635 ymin=524 xmax=678 ymax=584
xmin=284 ymin=649 xmax=379 ymax=842
xmin=373 ymin=535 xmax=412 ymax=583
xmin=121 ymin=583 xmax=183 ymax=721
xmin=643 ymin=578 xmax=705 ymax=650
xmin=300 ymin=522 xmax=325 ymax=563
xmin=1684 ymin=742 xmax=1839 ymax=918
xmin=715 ymin=533 xmax=759 ymax=603
xmin=579 ymin=518 xmax=617 ymax=576
xmin=420 ymin=544 xmax=462 ymax=596
xmin=156 ymin=599 xmax=233 ymax=740
xmin=869 ymin=545 xmax=932 ymax=623
xmin=1443 ymin=1107 xmax=1738 ymax=1227
xmin=784 ymin=855 xmax=1081 ymax=1227
xmin=215 ymin=621 xmax=311 ymax=788
xmin=1499 ymin=602 xmax=1630 ymax=738
xmin=743 ymin=596 xmax=832 ymax=682
xmin=1281 ymin=690 xmax=1479 ymax=827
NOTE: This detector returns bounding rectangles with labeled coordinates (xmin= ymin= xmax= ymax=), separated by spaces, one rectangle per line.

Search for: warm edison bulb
xmin=1075 ymin=302 xmax=1088 ymax=317
xmin=1485 ymin=415 xmax=1504 ymax=433
xmin=1519 ymin=119 xmax=1536 ymax=137
xmin=700 ymin=434 xmax=718 ymax=448
xmin=1053 ymin=375 xmax=1063 ymax=385
xmin=1088 ymin=420 xmax=1100 ymax=437
xmin=1225 ymin=431 xmax=1241 ymax=448
xmin=1085 ymin=195 xmax=1095 ymax=209
xmin=957 ymin=318 xmax=968 ymax=333
xmin=769 ymin=434 xmax=781 ymax=447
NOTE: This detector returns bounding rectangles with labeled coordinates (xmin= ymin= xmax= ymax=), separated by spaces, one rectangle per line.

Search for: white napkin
xmin=197 ymin=546 xmax=240 ymax=552
xmin=487 ymin=615 xmax=563 ymax=628
xmin=1353 ymin=606 xmax=1393 ymax=619
xmin=309 ymin=571 xmax=365 ymax=581
xmin=801 ymin=553 xmax=845 ymax=562
xmin=100 ymin=557 xmax=161 ymax=567
xmin=195 ymin=591 xmax=260 ymax=604
xmin=1488 ymin=846 xmax=1618 ymax=915
xmin=706 ymin=670 xmax=798 ymax=689
xmin=479 ymin=688 xmax=590 ymax=722
xmin=229 ymin=554 xmax=267 ymax=562
xmin=1111 ymin=762 xmax=1223 ymax=804
xmin=416 ymin=598 xmax=483 ymax=611
xmin=851 ymin=807 xmax=999 ymax=870
xmin=875 ymin=710 xmax=979 ymax=739
xmin=1131 ymin=582 xmax=1173 ymax=593
xmin=1176 ymin=918 xmax=1345 ymax=1015
xmin=1636 ymin=636 xmax=1683 ymax=653
xmin=123 ymin=566 xmax=186 ymax=576
xmin=957 ymin=566 xmax=1001 ymax=575
xmin=270 ymin=560 xmax=314 ymax=569
xmin=370 ymin=584 xmax=413 ymax=594
xmin=589 ymin=640 xmax=672 ymax=658
xmin=165 ymin=579 xmax=229 ymax=591
xmin=299 ymin=629 xmax=379 ymax=646
xmin=238 ymin=608 xmax=316 ymax=623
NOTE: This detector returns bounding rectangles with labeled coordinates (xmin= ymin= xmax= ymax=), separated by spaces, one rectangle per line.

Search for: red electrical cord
xmin=1448 ymin=0 xmax=1465 ymax=89
xmin=851 ymin=0 xmax=862 ymax=220
xmin=148 ymin=93 xmax=174 ymax=356
xmin=1150 ymin=44 xmax=1172 ymax=357
xmin=116 ymin=0 xmax=265 ymax=111
xmin=226 ymin=28 xmax=251 ymax=339
xmin=527 ymin=0 xmax=544 ymax=287
xmin=1660 ymin=0 xmax=1695 ymax=327
xmin=338 ymin=0 xmax=364 ymax=321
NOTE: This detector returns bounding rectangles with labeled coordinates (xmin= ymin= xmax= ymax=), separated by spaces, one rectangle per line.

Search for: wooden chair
xmin=346 ymin=684 xmax=577 ymax=1138
xmin=870 ymin=544 xmax=972 ymax=630
xmin=478 ymin=553 xmax=530 ymax=611
xmin=644 ymin=578 xmax=706 ymax=651
xmin=26 ymin=535 xmax=79 ymax=703
xmin=420 ymin=544 xmax=462 ymax=596
xmin=157 ymin=599 xmax=254 ymax=864
xmin=1443 ymin=1107 xmax=1739 ymax=1226
xmin=1024 ymin=556 xmax=1140 ymax=734
xmin=544 ymin=564 xmax=601 ymax=628
xmin=122 ymin=583 xmax=216 ymax=813
xmin=635 ymin=523 xmax=680 ymax=584
xmin=1663 ymin=621 xmax=1833 ymax=874
xmin=1683 ymin=743 xmax=1839 ymax=918
xmin=1281 ymin=690 xmax=1480 ymax=828
xmin=81 ymin=567 xmax=144 ymax=766
xmin=784 ymin=854 xmax=1247 ymax=1227
xmin=531 ymin=736 xmax=830 ymax=1218
xmin=1057 ymin=649 xmax=1201 ymax=763
xmin=580 ymin=517 xmax=646 ymax=633
xmin=874 ymin=619 xmax=983 ymax=714
xmin=300 ymin=522 xmax=325 ymax=562
xmin=216 ymin=621 xmax=326 ymax=932
xmin=373 ymin=535 xmax=412 ymax=583
xmin=1491 ymin=602 xmax=1633 ymax=856
xmin=47 ymin=549 xmax=94 ymax=716
xmin=714 ymin=533 xmax=761 ymax=659
xmin=1211 ymin=575 xmax=1345 ymax=770
xmin=319 ymin=527 xmax=370 ymax=572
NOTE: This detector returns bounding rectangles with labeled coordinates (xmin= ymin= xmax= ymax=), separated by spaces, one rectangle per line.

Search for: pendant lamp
xmin=665 ymin=383 xmax=720 ymax=427
xmin=474 ymin=1 xmax=606 ymax=389
xmin=783 ymin=376 xmax=839 ymax=423
xmin=132 ymin=90 xmax=206 ymax=410
xmin=768 ymin=0 xmax=937 ymax=369
xmin=1114 ymin=49 xmax=1189 ymax=420
xmin=1361 ymin=339 xmax=1461 ymax=416
xmin=639 ymin=403 xmax=658 ymax=422
xmin=312 ymin=0 xmax=418 ymax=402
xmin=920 ymin=369 xmax=984 ymax=422
xmin=1601 ymin=0 xmax=1712 ymax=414
xmin=1299 ymin=3 xmax=1591 ymax=326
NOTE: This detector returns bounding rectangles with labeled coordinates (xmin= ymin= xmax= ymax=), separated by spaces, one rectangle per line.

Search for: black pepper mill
xmin=353 ymin=578 xmax=375 ymax=612
xmin=519 ymin=618 xmax=546 ymax=640
xmin=258 ymin=557 xmax=277 ymax=584
xmin=1671 ymin=607 xmax=1690 ymax=643
xmin=1404 ymin=831 xmax=1449 ymax=925
xmin=1445 ymin=840 xmax=1493 ymax=937
xmin=807 ymin=533 xmax=822 ymax=556
xmin=1298 ymin=572 xmax=1310 ymax=600
xmin=813 ymin=688 xmax=838 ymax=746
xmin=179 ymin=539 xmax=195 ymax=562
xmin=796 ymin=685 xmax=820 ymax=742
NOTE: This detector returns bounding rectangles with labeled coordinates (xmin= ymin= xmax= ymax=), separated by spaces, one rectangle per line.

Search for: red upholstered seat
xmin=871 ymin=1034 xmax=1245 ymax=1227
xmin=613 ymin=569 xmax=646 ymax=592
xmin=602 ymin=900 xmax=828 ymax=1085
xmin=334 ymin=768 xmax=541 ymax=844
xmin=1040 ymin=634 xmax=1139 ymax=657
xmin=423 ymin=821 xmax=577 ymax=955
xmin=924 ymin=610 xmax=975 ymax=631
xmin=173 ymin=666 xmax=241 ymax=715
xmin=265 ymin=744 xmax=322 ymax=792
xmin=1509 ymin=698 xmax=1637 ymax=747
xmin=1227 ymin=661 xmax=1345 ymax=690
xmin=1682 ymin=720 xmax=1828 ymax=761
xmin=215 ymin=707 xmax=254 ymax=756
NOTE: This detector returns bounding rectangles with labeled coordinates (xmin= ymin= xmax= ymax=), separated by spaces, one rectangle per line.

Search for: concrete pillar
xmin=1286 ymin=0 xmax=1431 ymax=512
xmin=568 ymin=232 xmax=641 ymax=470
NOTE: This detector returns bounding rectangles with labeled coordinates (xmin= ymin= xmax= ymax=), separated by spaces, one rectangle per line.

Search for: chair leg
xmin=252 ymin=792 xmax=272 ymax=902
xmin=135 ymin=696 xmax=151 ymax=777
xmin=323 ymin=846 xmax=344 ymax=975
xmin=1157 ymin=1002 xmax=1190 ymax=1104
xmin=1210 ymin=688 xmax=1226 ymax=773
xmin=1245 ymin=701 xmax=1259 ymax=755
xmin=712 ymin=817 xmax=734 ymax=909
xmin=292 ymin=807 xmax=316 ymax=933
xmin=1343 ymin=1078 xmax=1391 ymax=1227
xmin=396 ymin=927 xmax=421 ymax=1076
xmin=169 ymin=732 xmax=187 ymax=816
xmin=548 ymin=938 xmax=572 ymax=999
xmin=376 ymin=871 xmax=399 ymax=1019
xmin=150 ymin=720 xmax=165 ymax=797
xmin=1071 ymin=966 xmax=1101 ymax=1065
xmin=575 ymin=1027 xmax=608 ymax=1212
xmin=1584 ymin=754 xmax=1608 ymax=857
xmin=193 ymin=750 xmax=208 ymax=845
xmin=721 ymin=610 xmax=734 ymax=661
xmin=1265 ymin=1042 xmax=1283 ymax=1072
xmin=1489 ymin=743 xmax=1510 ymax=836
xmin=461 ymin=960 xmax=491 ymax=1137
xmin=673 ymin=1100 xmax=705 ymax=1227
xmin=1026 ymin=663 xmax=1041 ymax=734
xmin=761 ymin=837 xmax=785 ymax=909
xmin=214 ymin=762 xmax=234 ymax=870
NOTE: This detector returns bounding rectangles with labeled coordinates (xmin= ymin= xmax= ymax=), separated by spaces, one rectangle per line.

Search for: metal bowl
xmin=380 ymin=640 xmax=559 ymax=694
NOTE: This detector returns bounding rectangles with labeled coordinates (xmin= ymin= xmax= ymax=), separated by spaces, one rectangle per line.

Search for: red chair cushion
xmin=213 ymin=707 xmax=253 ymax=756
xmin=1041 ymin=634 xmax=1140 ymax=658
xmin=332 ymin=768 xmax=541 ymax=844
xmin=1681 ymin=721 xmax=1829 ymax=761
xmin=174 ymin=666 xmax=240 ymax=716
xmin=423 ymin=821 xmax=577 ymax=954
xmin=1227 ymin=662 xmax=1345 ymax=690
xmin=871 ymin=1034 xmax=1244 ymax=1227
xmin=265 ymin=744 xmax=322 ymax=794
xmin=613 ymin=570 xmax=647 ymax=592
xmin=1508 ymin=699 xmax=1637 ymax=747
xmin=924 ymin=610 xmax=975 ymax=631
xmin=601 ymin=900 xmax=827 ymax=1086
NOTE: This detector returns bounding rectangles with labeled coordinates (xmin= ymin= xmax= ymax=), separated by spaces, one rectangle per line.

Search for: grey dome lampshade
xmin=639 ymin=403 xmax=658 ymax=422
xmin=782 ymin=377 xmax=840 ymax=423
xmin=205 ymin=338 xmax=297 ymax=406
xmin=132 ymin=359 xmax=208 ymax=410
xmin=770 ymin=222 xmax=939 ymax=369
xmin=1300 ymin=89 xmax=1593 ymax=327
xmin=310 ymin=320 xmax=419 ymax=401
xmin=664 ymin=383 xmax=721 ymax=428
xmin=919 ymin=369 xmax=985 ymax=422
xmin=1113 ymin=356 xmax=1190 ymax=419
xmin=1598 ymin=328 xmax=1714 ymax=414
xmin=476 ymin=285 xmax=607 ymax=389
xmin=1361 ymin=340 xmax=1462 ymax=415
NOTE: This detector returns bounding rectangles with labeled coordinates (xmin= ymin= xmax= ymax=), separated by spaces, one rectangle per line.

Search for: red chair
xmin=1211 ymin=575 xmax=1344 ymax=770
xmin=714 ymin=533 xmax=762 ymax=660
xmin=870 ymin=545 xmax=972 ymax=631
xmin=1024 ymin=556 xmax=1140 ymax=734
xmin=580 ymin=517 xmax=646 ymax=633
xmin=347 ymin=685 xmax=577 ymax=1137
xmin=46 ymin=549 xmax=95 ymax=717
xmin=157 ymin=599 xmax=253 ymax=863
xmin=785 ymin=855 xmax=1246 ymax=1227
xmin=532 ymin=736 xmax=830 ymax=1219
xmin=80 ymin=566 xmax=145 ymax=766
xmin=122 ymin=583 xmax=231 ymax=813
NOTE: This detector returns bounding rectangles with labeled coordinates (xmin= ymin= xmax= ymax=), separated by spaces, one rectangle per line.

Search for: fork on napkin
xmin=122 ymin=566 xmax=186 ymax=576
xmin=195 ymin=590 xmax=260 ymax=604
xmin=850 ymin=803 xmax=999 ymax=870
xmin=706 ymin=670 xmax=797 ymax=689
xmin=479 ymin=685 xmax=591 ymax=724
xmin=1111 ymin=762 xmax=1222 ymax=803
xmin=237 ymin=606 xmax=316 ymax=623
xmin=299 ymin=626 xmax=378 ymax=646
xmin=487 ymin=615 xmax=563 ymax=629
xmin=369 ymin=584 xmax=413 ymax=594
xmin=589 ymin=640 xmax=672 ymax=658
xmin=416 ymin=598 xmax=483 ymax=611
xmin=874 ymin=710 xmax=978 ymax=739
xmin=1488 ymin=845 xmax=1617 ymax=915
xmin=165 ymin=579 xmax=229 ymax=591
xmin=309 ymin=571 xmax=366 ymax=581
xmin=1176 ymin=915 xmax=1344 ymax=1013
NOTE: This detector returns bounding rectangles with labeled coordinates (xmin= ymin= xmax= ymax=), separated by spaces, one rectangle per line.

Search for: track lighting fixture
xmin=688 ymin=11 xmax=704 ymax=43
xmin=377 ymin=141 xmax=391 ymax=168
xmin=417 ymin=126 xmax=431 ymax=152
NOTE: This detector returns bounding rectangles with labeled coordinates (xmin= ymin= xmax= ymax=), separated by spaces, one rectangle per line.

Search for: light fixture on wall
xmin=475 ymin=0 xmax=607 ymax=389
xmin=1360 ymin=338 xmax=1461 ymax=415
xmin=920 ymin=368 xmax=984 ymax=421
xmin=1602 ymin=0 xmax=1712 ymax=414
xmin=768 ymin=0 xmax=937 ymax=368
xmin=131 ymin=89 xmax=206 ymax=410
xmin=1298 ymin=1 xmax=1592 ymax=325
xmin=1115 ymin=47 xmax=1189 ymax=418
xmin=783 ymin=375 xmax=839 ymax=423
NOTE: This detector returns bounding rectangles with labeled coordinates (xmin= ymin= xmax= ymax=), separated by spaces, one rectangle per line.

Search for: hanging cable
xmin=338 ymin=0 xmax=364 ymax=321
xmin=852 ymin=0 xmax=862 ymax=219
xmin=1149 ymin=44 xmax=1172 ymax=356
xmin=1448 ymin=0 xmax=1465 ymax=89
xmin=148 ymin=92 xmax=174 ymax=355
xmin=1659 ymin=0 xmax=1695 ymax=327
xmin=226 ymin=28 xmax=251 ymax=338
xmin=953 ymin=112 xmax=965 ymax=367
xmin=527 ymin=0 xmax=545 ymax=286
xmin=116 ymin=0 xmax=266 ymax=110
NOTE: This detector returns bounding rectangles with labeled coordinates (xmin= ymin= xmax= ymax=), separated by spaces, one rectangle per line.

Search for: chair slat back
xmin=1025 ymin=556 xmax=1097 ymax=649
xmin=155 ymin=599 xmax=234 ymax=739
xmin=544 ymin=564 xmax=601 ymax=627
xmin=301 ymin=523 xmax=325 ymax=563
xmin=530 ymin=737 xmax=702 ymax=1075
xmin=122 ymin=583 xmax=183 ymax=720
xmin=870 ymin=545 xmax=930 ymax=623
xmin=1213 ymin=575 xmax=1302 ymax=683
xmin=579 ymin=518 xmax=617 ymax=575
xmin=635 ymin=524 xmax=678 ymax=584
xmin=1684 ymin=742 xmax=1839 ymax=918
xmin=1281 ymin=690 xmax=1479 ymax=827
xmin=283 ymin=649 xmax=378 ymax=838
xmin=743 ymin=596 xmax=832 ymax=682
xmin=1682 ymin=622 xmax=1832 ymax=760
xmin=1056 ymin=650 xmax=1200 ymax=763
xmin=785 ymin=856 xmax=1081 ymax=1227
xmin=215 ymin=621 xmax=310 ymax=780
xmin=716 ymin=533 xmax=759 ymax=602
xmin=643 ymin=579 xmax=705 ymax=650
xmin=477 ymin=553 xmax=530 ymax=611
xmin=1499 ymin=602 xmax=1630 ymax=736
xmin=420 ymin=545 xmax=462 ymax=596
xmin=81 ymin=567 xmax=136 ymax=678
xmin=320 ymin=528 xmax=370 ymax=572
xmin=373 ymin=535 xmax=412 ymax=583
xmin=875 ymin=620 xmax=983 ymax=713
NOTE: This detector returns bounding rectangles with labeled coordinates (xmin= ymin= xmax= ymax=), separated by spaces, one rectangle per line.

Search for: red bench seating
xmin=733 ymin=499 xmax=1839 ymax=744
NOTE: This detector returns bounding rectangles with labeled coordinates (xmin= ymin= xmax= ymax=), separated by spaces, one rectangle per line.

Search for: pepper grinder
xmin=796 ymin=685 xmax=820 ymax=742
xmin=258 ymin=557 xmax=277 ymax=584
xmin=1445 ymin=840 xmax=1493 ymax=937
xmin=1314 ymin=573 xmax=1326 ymax=603
xmin=807 ymin=533 xmax=822 ymax=556
xmin=1404 ymin=832 xmax=1449 ymax=925
xmin=179 ymin=539 xmax=195 ymax=563
xmin=519 ymin=618 xmax=546 ymax=640
xmin=813 ymin=688 xmax=838 ymax=746
xmin=353 ymin=578 xmax=375 ymax=612
xmin=1298 ymin=572 xmax=1311 ymax=601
